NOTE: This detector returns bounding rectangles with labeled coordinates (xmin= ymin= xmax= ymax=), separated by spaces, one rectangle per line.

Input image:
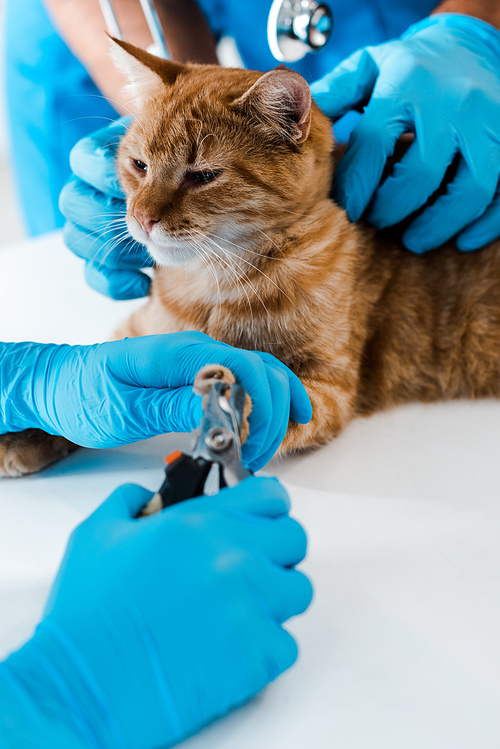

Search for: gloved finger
xmin=247 ymin=558 xmax=313 ymax=623
xmin=403 ymin=153 xmax=499 ymax=253
xmin=243 ymin=362 xmax=290 ymax=469
xmin=246 ymin=441 xmax=281 ymax=473
xmin=69 ymin=117 xmax=132 ymax=196
xmin=234 ymin=355 xmax=310 ymax=469
xmin=199 ymin=351 xmax=277 ymax=466
xmin=59 ymin=176 xmax=127 ymax=231
xmin=249 ymin=384 xmax=288 ymax=469
xmin=84 ymin=261 xmax=152 ymax=301
xmin=63 ymin=220 xmax=102 ymax=261
xmin=92 ymin=483 xmax=154 ymax=522
xmin=334 ymin=97 xmax=410 ymax=222
xmin=256 ymin=351 xmax=312 ymax=424
xmin=236 ymin=514 xmax=308 ymax=567
xmin=207 ymin=479 xmax=306 ymax=565
xmin=135 ymin=385 xmax=205 ymax=435
xmin=111 ymin=336 xmax=307 ymax=447
xmin=208 ymin=476 xmax=291 ymax=517
xmin=267 ymin=627 xmax=299 ymax=677
xmin=457 ymin=183 xmax=500 ymax=251
xmin=366 ymin=124 xmax=457 ymax=229
xmin=107 ymin=332 xmax=219 ymax=388
xmin=310 ymin=48 xmax=379 ymax=119
xmin=63 ymin=222 xmax=152 ymax=272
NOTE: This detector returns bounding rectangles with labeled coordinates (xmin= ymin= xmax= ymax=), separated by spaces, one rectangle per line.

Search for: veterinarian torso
xmin=4 ymin=0 xmax=436 ymax=235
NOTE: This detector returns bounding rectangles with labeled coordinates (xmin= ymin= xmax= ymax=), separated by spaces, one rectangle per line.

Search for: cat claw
xmin=193 ymin=365 xmax=251 ymax=444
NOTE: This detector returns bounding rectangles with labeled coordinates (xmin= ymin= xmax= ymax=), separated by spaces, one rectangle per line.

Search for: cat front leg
xmin=279 ymin=378 xmax=356 ymax=455
xmin=0 ymin=430 xmax=77 ymax=477
xmin=113 ymin=297 xmax=188 ymax=340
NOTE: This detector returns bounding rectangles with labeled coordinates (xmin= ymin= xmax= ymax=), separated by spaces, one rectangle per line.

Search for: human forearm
xmin=43 ymin=0 xmax=149 ymax=113
xmin=432 ymin=0 xmax=500 ymax=29
xmin=154 ymin=0 xmax=219 ymax=64
xmin=43 ymin=0 xmax=217 ymax=114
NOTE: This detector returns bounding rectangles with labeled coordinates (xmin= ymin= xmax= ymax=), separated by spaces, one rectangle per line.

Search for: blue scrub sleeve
xmin=3 ymin=0 xmax=119 ymax=235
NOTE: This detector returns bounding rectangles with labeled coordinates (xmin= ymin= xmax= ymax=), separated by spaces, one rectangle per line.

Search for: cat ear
xmin=233 ymin=67 xmax=312 ymax=144
xmin=109 ymin=36 xmax=186 ymax=104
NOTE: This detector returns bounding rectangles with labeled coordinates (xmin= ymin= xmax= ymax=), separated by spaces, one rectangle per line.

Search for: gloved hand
xmin=311 ymin=14 xmax=500 ymax=253
xmin=0 ymin=332 xmax=312 ymax=470
xmin=0 ymin=478 xmax=312 ymax=749
xmin=60 ymin=117 xmax=153 ymax=300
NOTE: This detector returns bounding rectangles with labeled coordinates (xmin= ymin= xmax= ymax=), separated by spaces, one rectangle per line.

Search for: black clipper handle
xmin=158 ymin=450 xmax=213 ymax=509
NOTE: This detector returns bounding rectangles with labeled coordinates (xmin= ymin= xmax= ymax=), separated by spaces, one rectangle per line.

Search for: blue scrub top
xmin=198 ymin=0 xmax=437 ymax=78
xmin=4 ymin=0 xmax=436 ymax=235
xmin=3 ymin=0 xmax=118 ymax=235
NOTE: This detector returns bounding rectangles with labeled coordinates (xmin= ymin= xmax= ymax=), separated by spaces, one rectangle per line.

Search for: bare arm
xmin=43 ymin=0 xmax=218 ymax=114
xmin=431 ymin=0 xmax=500 ymax=29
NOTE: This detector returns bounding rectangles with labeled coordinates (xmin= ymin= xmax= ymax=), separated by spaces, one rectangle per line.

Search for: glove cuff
xmin=0 ymin=342 xmax=53 ymax=433
xmin=0 ymin=622 xmax=127 ymax=748
xmin=0 ymin=341 xmax=83 ymax=435
xmin=402 ymin=13 xmax=500 ymax=60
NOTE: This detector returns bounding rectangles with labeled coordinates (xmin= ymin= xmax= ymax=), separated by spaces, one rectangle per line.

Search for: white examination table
xmin=1 ymin=232 xmax=500 ymax=748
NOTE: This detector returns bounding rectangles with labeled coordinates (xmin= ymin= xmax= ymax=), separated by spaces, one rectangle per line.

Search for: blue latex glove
xmin=60 ymin=117 xmax=153 ymax=300
xmin=311 ymin=14 xmax=500 ymax=253
xmin=0 ymin=478 xmax=312 ymax=748
xmin=0 ymin=333 xmax=312 ymax=470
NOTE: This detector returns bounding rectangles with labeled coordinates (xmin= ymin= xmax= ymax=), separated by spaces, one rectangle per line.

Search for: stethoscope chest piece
xmin=267 ymin=0 xmax=333 ymax=63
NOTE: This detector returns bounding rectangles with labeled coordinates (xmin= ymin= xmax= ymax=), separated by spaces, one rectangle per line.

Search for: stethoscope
xmin=98 ymin=0 xmax=333 ymax=63
xmin=268 ymin=0 xmax=333 ymax=62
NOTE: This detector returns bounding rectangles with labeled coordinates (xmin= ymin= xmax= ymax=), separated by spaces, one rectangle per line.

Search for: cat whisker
xmin=64 ymin=224 xmax=128 ymax=255
xmin=253 ymin=228 xmax=287 ymax=258
xmin=90 ymin=232 xmax=137 ymax=269
xmin=211 ymin=252 xmax=255 ymax=327
xmin=191 ymin=118 xmax=204 ymax=147
xmin=45 ymin=116 xmax=126 ymax=134
xmin=93 ymin=225 xmax=131 ymax=243
xmin=207 ymin=241 xmax=295 ymax=347
xmin=65 ymin=215 xmax=128 ymax=240
xmin=221 ymin=246 xmax=298 ymax=311
xmin=186 ymin=232 xmax=223 ymax=326
xmin=198 ymin=132 xmax=218 ymax=153
xmin=196 ymin=233 xmax=268 ymax=322
xmin=273 ymin=205 xmax=309 ymax=219
xmin=193 ymin=233 xmax=256 ymax=325
xmin=194 ymin=230 xmax=297 ymax=312
xmin=209 ymin=229 xmax=286 ymax=261
xmin=60 ymin=93 xmax=137 ymax=119
xmin=67 ymin=211 xmax=127 ymax=225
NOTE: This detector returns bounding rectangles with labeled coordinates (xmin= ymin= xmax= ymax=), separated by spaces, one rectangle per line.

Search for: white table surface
xmin=1 ymin=232 xmax=500 ymax=748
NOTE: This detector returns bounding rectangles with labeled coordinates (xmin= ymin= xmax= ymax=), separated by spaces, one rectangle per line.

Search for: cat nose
xmin=135 ymin=210 xmax=160 ymax=236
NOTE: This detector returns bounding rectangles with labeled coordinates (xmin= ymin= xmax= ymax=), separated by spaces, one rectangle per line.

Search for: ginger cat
xmin=113 ymin=38 xmax=500 ymax=456
xmin=1 ymin=37 xmax=499 ymax=477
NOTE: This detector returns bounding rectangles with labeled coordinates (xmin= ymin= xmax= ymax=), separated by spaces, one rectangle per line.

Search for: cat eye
xmin=186 ymin=170 xmax=223 ymax=185
xmin=131 ymin=158 xmax=148 ymax=173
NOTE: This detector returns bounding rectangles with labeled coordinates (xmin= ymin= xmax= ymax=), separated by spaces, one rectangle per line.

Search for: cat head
xmin=112 ymin=38 xmax=334 ymax=268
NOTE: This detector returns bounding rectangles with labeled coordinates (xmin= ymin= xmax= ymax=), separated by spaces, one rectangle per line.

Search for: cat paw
xmin=0 ymin=430 xmax=78 ymax=478
xmin=138 ymin=492 xmax=163 ymax=518
xmin=193 ymin=364 xmax=236 ymax=395
xmin=193 ymin=364 xmax=252 ymax=444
